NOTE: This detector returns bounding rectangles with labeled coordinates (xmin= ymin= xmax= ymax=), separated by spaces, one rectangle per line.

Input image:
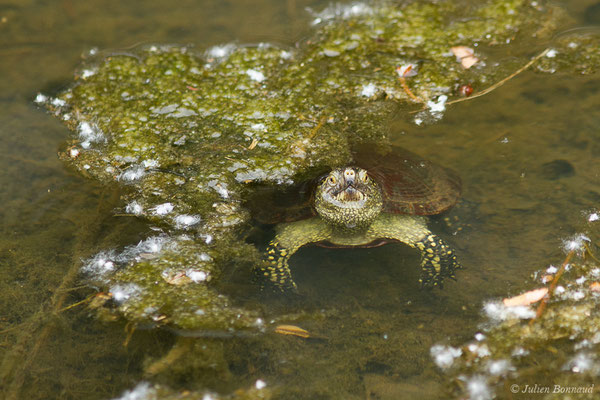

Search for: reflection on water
xmin=1 ymin=0 xmax=599 ymax=399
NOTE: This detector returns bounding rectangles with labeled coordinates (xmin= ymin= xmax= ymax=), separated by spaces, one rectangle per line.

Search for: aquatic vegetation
xmin=536 ymin=31 xmax=600 ymax=75
xmin=432 ymin=216 xmax=600 ymax=399
xmin=31 ymin=0 xmax=600 ymax=398
xmin=39 ymin=0 xmax=580 ymax=335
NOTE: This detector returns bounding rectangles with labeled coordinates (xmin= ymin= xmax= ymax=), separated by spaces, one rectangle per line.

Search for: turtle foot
xmin=255 ymin=240 xmax=299 ymax=293
xmin=416 ymin=234 xmax=461 ymax=289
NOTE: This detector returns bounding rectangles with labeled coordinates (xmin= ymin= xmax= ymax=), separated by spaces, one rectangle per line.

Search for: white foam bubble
xmin=118 ymin=166 xmax=146 ymax=181
xmin=464 ymin=375 xmax=492 ymax=400
xmin=34 ymin=93 xmax=48 ymax=104
xmin=187 ymin=270 xmax=208 ymax=283
xmin=431 ymin=344 xmax=462 ymax=369
xmin=360 ymin=83 xmax=377 ymax=97
xmin=246 ymin=69 xmax=266 ymax=82
xmin=110 ymin=283 xmax=141 ymax=304
xmin=483 ymin=301 xmax=536 ymax=321
xmin=112 ymin=382 xmax=153 ymax=400
xmin=125 ymin=201 xmax=144 ymax=215
xmin=255 ymin=379 xmax=267 ymax=389
xmin=152 ymin=203 xmax=174 ymax=216
xmin=174 ymin=214 xmax=201 ymax=228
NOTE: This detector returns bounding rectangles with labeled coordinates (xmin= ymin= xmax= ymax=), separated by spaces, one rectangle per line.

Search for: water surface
xmin=1 ymin=0 xmax=599 ymax=399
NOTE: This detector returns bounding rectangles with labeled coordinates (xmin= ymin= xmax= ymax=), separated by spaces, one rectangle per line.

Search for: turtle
xmin=252 ymin=143 xmax=462 ymax=292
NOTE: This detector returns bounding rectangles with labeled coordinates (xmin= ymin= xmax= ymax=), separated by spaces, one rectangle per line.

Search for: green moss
xmin=97 ymin=235 xmax=263 ymax=330
xmin=536 ymin=33 xmax=600 ymax=75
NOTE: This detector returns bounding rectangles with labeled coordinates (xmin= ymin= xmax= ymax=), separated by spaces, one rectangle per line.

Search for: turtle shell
xmin=352 ymin=143 xmax=461 ymax=215
xmin=247 ymin=143 xmax=461 ymax=224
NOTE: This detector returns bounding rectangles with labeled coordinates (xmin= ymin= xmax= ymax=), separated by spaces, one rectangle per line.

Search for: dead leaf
xmin=590 ymin=282 xmax=600 ymax=292
xmin=248 ymin=138 xmax=258 ymax=150
xmin=451 ymin=46 xmax=479 ymax=69
xmin=275 ymin=324 xmax=310 ymax=338
xmin=503 ymin=287 xmax=548 ymax=307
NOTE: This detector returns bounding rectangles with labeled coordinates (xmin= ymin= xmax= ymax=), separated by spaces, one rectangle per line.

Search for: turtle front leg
xmin=262 ymin=239 xmax=298 ymax=292
xmin=413 ymin=233 xmax=461 ymax=289
xmin=371 ymin=214 xmax=461 ymax=289
xmin=257 ymin=218 xmax=331 ymax=293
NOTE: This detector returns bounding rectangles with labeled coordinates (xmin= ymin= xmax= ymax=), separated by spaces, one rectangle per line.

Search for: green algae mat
xmin=36 ymin=0 xmax=600 ymax=398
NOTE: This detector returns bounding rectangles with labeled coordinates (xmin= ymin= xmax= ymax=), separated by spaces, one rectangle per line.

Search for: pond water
xmin=1 ymin=0 xmax=599 ymax=399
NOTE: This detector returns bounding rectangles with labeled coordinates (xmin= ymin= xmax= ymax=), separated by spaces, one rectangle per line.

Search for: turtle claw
xmin=263 ymin=279 xmax=298 ymax=294
xmin=260 ymin=281 xmax=299 ymax=295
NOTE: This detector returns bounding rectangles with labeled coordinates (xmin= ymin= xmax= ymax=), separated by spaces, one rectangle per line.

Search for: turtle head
xmin=315 ymin=167 xmax=383 ymax=230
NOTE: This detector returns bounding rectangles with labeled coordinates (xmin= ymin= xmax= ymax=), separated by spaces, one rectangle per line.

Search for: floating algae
xmin=431 ymin=216 xmax=600 ymax=399
xmin=39 ymin=0 xmax=600 ymax=334
xmin=39 ymin=0 xmax=581 ymax=333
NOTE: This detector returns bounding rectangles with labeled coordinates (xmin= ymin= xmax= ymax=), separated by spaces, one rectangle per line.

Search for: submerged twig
xmin=145 ymin=337 xmax=193 ymax=376
xmin=123 ymin=322 xmax=137 ymax=347
xmin=410 ymin=48 xmax=550 ymax=113
xmin=584 ymin=242 xmax=600 ymax=264
xmin=56 ymin=285 xmax=89 ymax=293
xmin=398 ymin=76 xmax=422 ymax=102
xmin=446 ymin=48 xmax=550 ymax=107
xmin=308 ymin=115 xmax=328 ymax=140
xmin=530 ymin=249 xmax=574 ymax=325
xmin=57 ymin=293 xmax=96 ymax=313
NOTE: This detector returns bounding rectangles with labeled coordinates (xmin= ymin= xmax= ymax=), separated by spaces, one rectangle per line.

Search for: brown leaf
xmin=451 ymin=46 xmax=479 ymax=69
xmin=275 ymin=324 xmax=310 ymax=338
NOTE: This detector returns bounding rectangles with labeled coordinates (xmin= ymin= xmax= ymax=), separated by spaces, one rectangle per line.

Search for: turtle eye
xmin=358 ymin=170 xmax=368 ymax=182
xmin=328 ymin=175 xmax=337 ymax=185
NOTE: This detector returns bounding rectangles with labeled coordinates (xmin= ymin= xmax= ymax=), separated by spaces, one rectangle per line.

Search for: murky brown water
xmin=1 ymin=0 xmax=599 ymax=399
